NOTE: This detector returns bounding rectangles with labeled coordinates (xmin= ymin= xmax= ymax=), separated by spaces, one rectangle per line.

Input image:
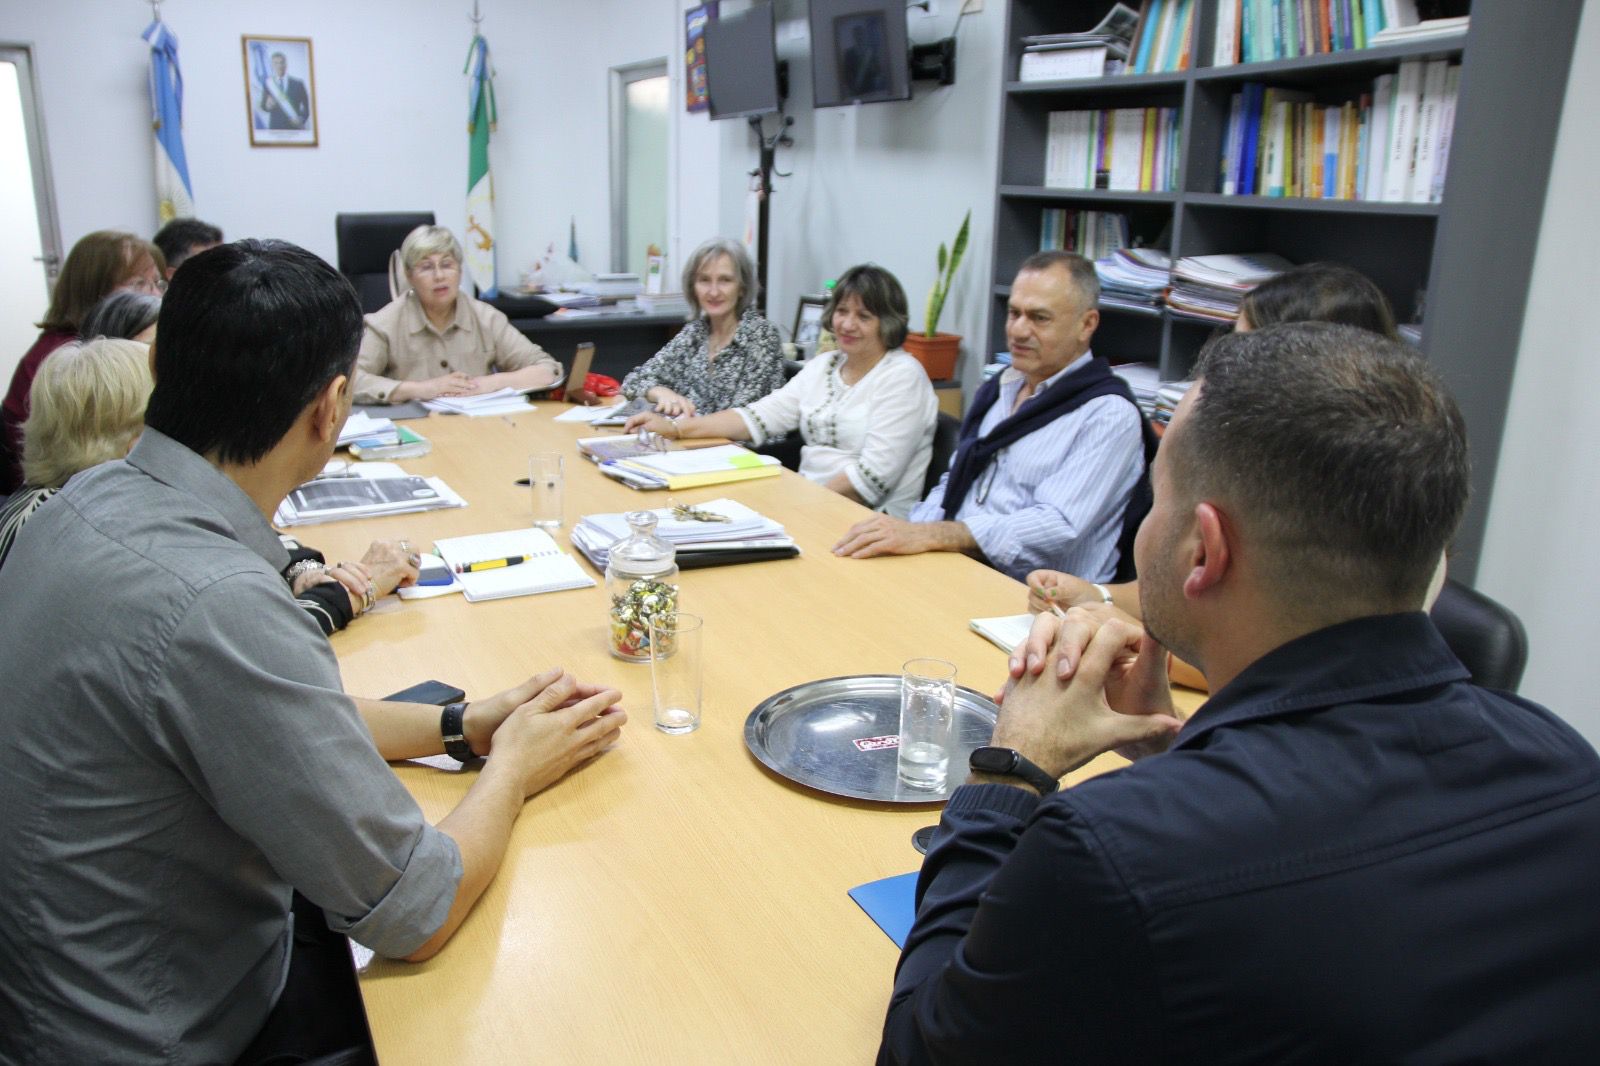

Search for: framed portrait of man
xmin=242 ymin=35 xmax=318 ymax=147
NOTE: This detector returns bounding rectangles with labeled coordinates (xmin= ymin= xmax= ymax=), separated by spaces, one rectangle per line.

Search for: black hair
xmin=144 ymin=239 xmax=362 ymax=465
xmin=1239 ymin=262 xmax=1397 ymax=339
xmin=1182 ymin=323 xmax=1468 ymax=609
xmin=825 ymin=263 xmax=910 ymax=350
xmin=153 ymin=218 xmax=224 ymax=272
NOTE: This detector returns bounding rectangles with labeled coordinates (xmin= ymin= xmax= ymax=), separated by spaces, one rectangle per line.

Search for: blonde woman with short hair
xmin=0 ymin=338 xmax=151 ymax=567
xmin=353 ymin=224 xmax=562 ymax=404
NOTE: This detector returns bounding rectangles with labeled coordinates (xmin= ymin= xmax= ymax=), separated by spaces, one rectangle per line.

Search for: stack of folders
xmin=429 ymin=528 xmax=594 ymax=602
xmin=1095 ymin=247 xmax=1170 ymax=313
xmin=1111 ymin=363 xmax=1162 ymax=418
xmin=1166 ymin=253 xmax=1294 ymax=324
xmin=570 ymin=498 xmax=798 ymax=571
xmin=337 ymin=409 xmax=396 ymax=447
xmin=1016 ymin=1 xmax=1137 ymax=82
xmin=274 ymin=462 xmax=466 ymax=527
xmin=594 ymin=443 xmax=783 ymax=491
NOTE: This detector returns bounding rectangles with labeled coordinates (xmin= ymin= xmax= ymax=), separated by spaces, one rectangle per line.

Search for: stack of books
xmin=274 ymin=462 xmax=466 ymax=527
xmin=635 ymin=291 xmax=691 ymax=316
xmin=1095 ymin=247 xmax=1171 ymax=312
xmin=1166 ymin=253 xmax=1293 ymax=324
xmin=1111 ymin=362 xmax=1163 ymax=417
xmin=577 ymin=273 xmax=644 ymax=298
xmin=570 ymin=499 xmax=797 ymax=571
xmin=1150 ymin=380 xmax=1195 ymax=431
xmin=1040 ymin=210 xmax=1129 ymax=259
xmin=1016 ymin=4 xmax=1139 ymax=82
xmin=1369 ymin=14 xmax=1468 ymax=46
xmin=1124 ymin=0 xmax=1197 ymax=74
xmin=1212 ymin=0 xmax=1434 ymax=65
xmin=1045 ymin=107 xmax=1182 ymax=191
xmin=1219 ymin=59 xmax=1459 ymax=203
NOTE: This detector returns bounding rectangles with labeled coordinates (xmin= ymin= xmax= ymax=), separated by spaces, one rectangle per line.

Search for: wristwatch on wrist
xmin=441 ymin=702 xmax=474 ymax=762
xmin=969 ymin=746 xmax=1060 ymax=794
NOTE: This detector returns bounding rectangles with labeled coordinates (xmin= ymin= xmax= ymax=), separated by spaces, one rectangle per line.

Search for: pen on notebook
xmin=455 ymin=555 xmax=529 ymax=574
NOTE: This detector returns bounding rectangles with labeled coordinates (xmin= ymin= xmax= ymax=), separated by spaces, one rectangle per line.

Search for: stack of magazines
xmin=1151 ymin=380 xmax=1196 ymax=431
xmin=1095 ymin=247 xmax=1170 ymax=312
xmin=274 ymin=462 xmax=466 ymax=526
xmin=570 ymin=499 xmax=797 ymax=571
xmin=1166 ymin=253 xmax=1293 ymax=324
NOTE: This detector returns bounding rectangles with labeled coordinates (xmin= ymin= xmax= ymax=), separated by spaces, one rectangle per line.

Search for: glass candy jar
xmin=605 ymin=511 xmax=679 ymax=661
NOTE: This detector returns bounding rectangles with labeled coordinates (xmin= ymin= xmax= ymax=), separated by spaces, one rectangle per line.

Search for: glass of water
xmin=529 ymin=453 xmax=563 ymax=529
xmin=650 ymin=612 xmax=703 ymax=734
xmin=898 ymin=658 xmax=957 ymax=791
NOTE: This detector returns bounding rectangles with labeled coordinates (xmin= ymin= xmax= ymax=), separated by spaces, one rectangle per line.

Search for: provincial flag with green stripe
xmin=465 ymin=34 xmax=497 ymax=297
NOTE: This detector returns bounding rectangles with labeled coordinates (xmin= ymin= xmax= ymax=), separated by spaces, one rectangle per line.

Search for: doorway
xmin=609 ymin=60 xmax=669 ymax=283
xmin=0 ymin=44 xmax=60 ymax=383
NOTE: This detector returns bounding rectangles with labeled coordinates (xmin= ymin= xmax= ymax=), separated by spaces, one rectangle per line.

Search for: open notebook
xmin=432 ymin=528 xmax=595 ymax=602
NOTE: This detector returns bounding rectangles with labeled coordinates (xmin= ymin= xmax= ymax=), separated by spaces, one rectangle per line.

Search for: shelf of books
xmin=988 ymin=0 xmax=1473 ymax=383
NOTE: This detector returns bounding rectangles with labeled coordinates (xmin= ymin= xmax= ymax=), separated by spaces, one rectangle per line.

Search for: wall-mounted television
xmin=809 ymin=0 xmax=912 ymax=108
xmin=705 ymin=3 xmax=783 ymax=121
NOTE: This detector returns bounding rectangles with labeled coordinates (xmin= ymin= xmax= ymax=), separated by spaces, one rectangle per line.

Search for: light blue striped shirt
xmin=910 ymin=352 xmax=1143 ymax=582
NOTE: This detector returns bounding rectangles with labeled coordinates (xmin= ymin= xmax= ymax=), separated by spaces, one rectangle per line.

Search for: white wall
xmin=2 ymin=0 xmax=669 ymax=283
xmin=1477 ymin=1 xmax=1600 ymax=742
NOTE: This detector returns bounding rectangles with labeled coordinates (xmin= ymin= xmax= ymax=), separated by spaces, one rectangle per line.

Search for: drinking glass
xmin=897 ymin=658 xmax=957 ymax=791
xmin=529 ymin=453 xmax=563 ymax=529
xmin=650 ymin=613 xmax=703 ymax=734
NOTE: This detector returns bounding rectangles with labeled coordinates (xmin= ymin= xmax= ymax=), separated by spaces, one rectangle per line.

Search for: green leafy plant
xmin=923 ymin=210 xmax=971 ymax=337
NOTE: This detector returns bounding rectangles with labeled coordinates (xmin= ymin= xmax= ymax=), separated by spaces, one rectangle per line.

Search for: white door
xmin=0 ymin=44 xmax=62 ymax=383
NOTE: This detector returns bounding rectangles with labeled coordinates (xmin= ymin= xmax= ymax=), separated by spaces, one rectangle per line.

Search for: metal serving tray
xmin=743 ymin=674 xmax=999 ymax=804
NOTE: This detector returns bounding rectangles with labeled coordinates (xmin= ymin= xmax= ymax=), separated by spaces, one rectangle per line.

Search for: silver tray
xmin=743 ymin=674 xmax=999 ymax=804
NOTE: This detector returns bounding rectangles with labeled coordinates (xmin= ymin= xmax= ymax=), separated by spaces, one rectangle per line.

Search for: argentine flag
xmin=464 ymin=35 xmax=497 ymax=298
xmin=143 ymin=19 xmax=194 ymax=222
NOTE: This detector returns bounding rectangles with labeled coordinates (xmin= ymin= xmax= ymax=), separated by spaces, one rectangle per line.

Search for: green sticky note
xmin=729 ymin=453 xmax=763 ymax=468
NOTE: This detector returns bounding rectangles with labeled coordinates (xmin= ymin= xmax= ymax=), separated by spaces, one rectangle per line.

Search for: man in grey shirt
xmin=0 ymin=240 xmax=627 ymax=1064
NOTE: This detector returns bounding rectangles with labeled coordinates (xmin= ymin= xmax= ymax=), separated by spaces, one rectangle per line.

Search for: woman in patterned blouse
xmin=626 ymin=264 xmax=937 ymax=518
xmin=620 ymin=238 xmax=785 ymax=416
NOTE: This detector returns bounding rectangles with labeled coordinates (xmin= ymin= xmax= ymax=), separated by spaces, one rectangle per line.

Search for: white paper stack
xmin=570 ymin=498 xmax=790 ymax=570
xmin=422 ymin=388 xmax=534 ymax=417
xmin=337 ymin=409 xmax=397 ymax=446
xmin=1166 ymin=253 xmax=1294 ymax=324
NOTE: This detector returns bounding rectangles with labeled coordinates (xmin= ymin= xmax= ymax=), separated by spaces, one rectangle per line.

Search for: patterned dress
xmin=620 ymin=307 xmax=785 ymax=413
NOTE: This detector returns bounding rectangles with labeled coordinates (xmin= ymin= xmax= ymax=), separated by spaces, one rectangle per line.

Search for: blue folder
xmin=848 ymin=872 xmax=919 ymax=949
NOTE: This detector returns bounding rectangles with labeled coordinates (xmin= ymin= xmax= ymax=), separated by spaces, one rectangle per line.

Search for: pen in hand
xmin=455 ymin=555 xmax=529 ymax=574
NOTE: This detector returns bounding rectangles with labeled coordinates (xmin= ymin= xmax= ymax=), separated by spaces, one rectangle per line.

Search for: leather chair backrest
xmin=1429 ymin=578 xmax=1530 ymax=693
xmin=334 ymin=212 xmax=434 ymax=313
xmin=923 ymin=412 xmax=962 ymax=499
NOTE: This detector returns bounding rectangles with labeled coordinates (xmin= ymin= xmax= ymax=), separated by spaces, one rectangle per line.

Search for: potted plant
xmin=904 ymin=210 xmax=970 ymax=380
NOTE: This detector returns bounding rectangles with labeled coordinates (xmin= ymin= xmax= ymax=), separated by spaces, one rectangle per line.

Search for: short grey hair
xmin=21 ymin=338 xmax=152 ymax=488
xmin=81 ymin=291 xmax=162 ymax=341
xmin=400 ymin=225 xmax=464 ymax=272
xmin=681 ymin=238 xmax=758 ymax=320
xmin=1017 ymin=250 xmax=1100 ymax=311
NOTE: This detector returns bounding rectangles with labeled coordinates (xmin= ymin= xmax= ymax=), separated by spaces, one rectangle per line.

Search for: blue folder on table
xmin=849 ymin=872 xmax=919 ymax=949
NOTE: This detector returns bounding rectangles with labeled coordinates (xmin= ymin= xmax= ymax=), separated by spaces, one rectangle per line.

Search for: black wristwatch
xmin=441 ymin=702 xmax=474 ymax=763
xmin=969 ymin=746 xmax=1060 ymax=794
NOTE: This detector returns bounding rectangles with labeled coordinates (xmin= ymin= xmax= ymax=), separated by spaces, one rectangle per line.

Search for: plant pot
xmin=904 ymin=332 xmax=961 ymax=380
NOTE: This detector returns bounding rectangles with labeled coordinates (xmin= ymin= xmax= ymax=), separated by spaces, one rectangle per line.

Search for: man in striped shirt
xmin=834 ymin=251 xmax=1145 ymax=582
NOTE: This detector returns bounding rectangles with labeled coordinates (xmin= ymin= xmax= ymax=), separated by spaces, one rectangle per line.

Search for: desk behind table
xmin=490 ymin=298 xmax=685 ymax=380
xmin=313 ymin=407 xmax=1202 ymax=1065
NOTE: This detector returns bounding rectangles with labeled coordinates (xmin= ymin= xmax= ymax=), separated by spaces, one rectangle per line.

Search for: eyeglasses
xmin=412 ymin=258 xmax=460 ymax=277
xmin=124 ymin=275 xmax=167 ymax=296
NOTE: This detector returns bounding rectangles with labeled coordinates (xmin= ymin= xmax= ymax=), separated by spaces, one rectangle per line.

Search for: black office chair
xmin=334 ymin=212 xmax=435 ymax=313
xmin=1430 ymin=578 xmax=1530 ymax=693
xmin=923 ymin=412 xmax=962 ymax=498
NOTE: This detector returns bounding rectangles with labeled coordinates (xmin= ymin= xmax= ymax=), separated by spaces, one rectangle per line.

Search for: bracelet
xmin=668 ymin=416 xmax=682 ymax=439
xmin=285 ymin=559 xmax=324 ymax=582
xmin=1091 ymin=583 xmax=1113 ymax=606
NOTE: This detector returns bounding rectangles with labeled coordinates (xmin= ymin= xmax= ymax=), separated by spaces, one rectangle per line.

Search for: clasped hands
xmin=984 ymin=604 xmax=1185 ymax=785
xmin=457 ymin=669 xmax=626 ymax=795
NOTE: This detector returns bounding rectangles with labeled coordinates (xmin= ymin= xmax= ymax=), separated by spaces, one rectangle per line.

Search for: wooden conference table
xmin=309 ymin=408 xmax=1205 ymax=1064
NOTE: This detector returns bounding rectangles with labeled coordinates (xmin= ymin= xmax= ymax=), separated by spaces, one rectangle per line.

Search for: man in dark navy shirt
xmin=879 ymin=323 xmax=1600 ymax=1064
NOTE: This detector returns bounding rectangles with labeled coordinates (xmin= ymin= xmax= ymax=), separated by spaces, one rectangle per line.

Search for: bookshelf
xmin=985 ymin=0 xmax=1586 ymax=578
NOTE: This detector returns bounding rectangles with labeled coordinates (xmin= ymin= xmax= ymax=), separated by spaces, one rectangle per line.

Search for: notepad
xmin=968 ymin=613 xmax=1034 ymax=654
xmin=614 ymin=444 xmax=782 ymax=490
xmin=432 ymin=528 xmax=595 ymax=602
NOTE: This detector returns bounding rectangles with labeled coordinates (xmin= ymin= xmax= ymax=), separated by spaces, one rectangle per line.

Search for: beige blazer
xmin=354 ymin=290 xmax=559 ymax=403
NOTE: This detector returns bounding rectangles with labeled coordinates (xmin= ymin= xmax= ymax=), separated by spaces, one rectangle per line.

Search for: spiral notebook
xmin=432 ymin=528 xmax=595 ymax=602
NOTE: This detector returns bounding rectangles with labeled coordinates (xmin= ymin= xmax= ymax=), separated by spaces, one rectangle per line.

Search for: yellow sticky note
xmin=729 ymin=453 xmax=764 ymax=469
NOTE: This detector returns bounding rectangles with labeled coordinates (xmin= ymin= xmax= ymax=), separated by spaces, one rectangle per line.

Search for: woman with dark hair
xmin=627 ymin=263 xmax=938 ymax=516
xmin=1 ymin=230 xmax=163 ymax=492
xmin=1236 ymin=262 xmax=1398 ymax=337
xmin=80 ymin=291 xmax=162 ymax=344
xmin=620 ymin=237 xmax=785 ymax=416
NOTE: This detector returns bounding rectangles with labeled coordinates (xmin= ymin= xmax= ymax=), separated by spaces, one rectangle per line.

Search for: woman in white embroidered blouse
xmin=625 ymin=263 xmax=937 ymax=517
